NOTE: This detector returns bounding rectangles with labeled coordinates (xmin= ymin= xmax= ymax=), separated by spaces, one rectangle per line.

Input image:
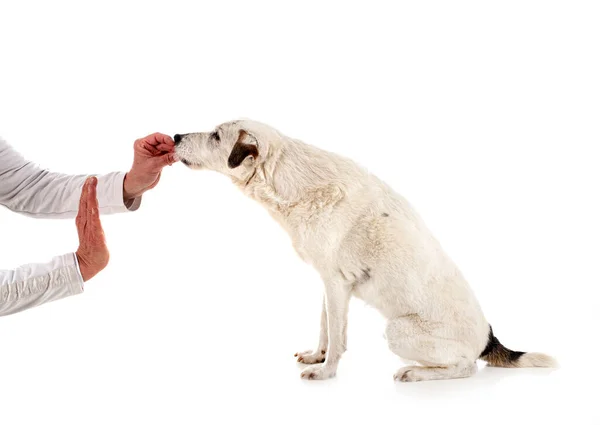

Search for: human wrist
xmin=123 ymin=171 xmax=143 ymax=202
xmin=75 ymin=252 xmax=105 ymax=282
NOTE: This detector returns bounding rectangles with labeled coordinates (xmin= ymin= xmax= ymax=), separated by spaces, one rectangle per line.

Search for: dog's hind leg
xmin=385 ymin=315 xmax=478 ymax=382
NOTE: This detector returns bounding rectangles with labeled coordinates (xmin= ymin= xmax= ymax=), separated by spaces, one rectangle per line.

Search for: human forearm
xmin=0 ymin=253 xmax=84 ymax=317
xmin=0 ymin=139 xmax=140 ymax=218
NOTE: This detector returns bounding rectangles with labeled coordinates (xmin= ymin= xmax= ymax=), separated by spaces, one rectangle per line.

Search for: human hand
xmin=123 ymin=133 xmax=178 ymax=202
xmin=75 ymin=177 xmax=109 ymax=282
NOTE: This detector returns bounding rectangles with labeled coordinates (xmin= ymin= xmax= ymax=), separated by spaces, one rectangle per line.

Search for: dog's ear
xmin=228 ymin=130 xmax=258 ymax=168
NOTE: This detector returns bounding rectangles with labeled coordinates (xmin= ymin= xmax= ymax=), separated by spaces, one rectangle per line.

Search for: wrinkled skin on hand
xmin=75 ymin=177 xmax=109 ymax=282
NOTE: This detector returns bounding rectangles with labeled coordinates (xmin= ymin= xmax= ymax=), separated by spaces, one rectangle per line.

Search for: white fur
xmin=175 ymin=119 xmax=552 ymax=382
xmin=516 ymin=353 xmax=558 ymax=368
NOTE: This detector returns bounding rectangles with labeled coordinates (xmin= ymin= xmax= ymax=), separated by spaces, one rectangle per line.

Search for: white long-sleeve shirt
xmin=0 ymin=137 xmax=141 ymax=316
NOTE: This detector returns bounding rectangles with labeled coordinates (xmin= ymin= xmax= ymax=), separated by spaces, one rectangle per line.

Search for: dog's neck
xmin=233 ymin=138 xmax=350 ymax=219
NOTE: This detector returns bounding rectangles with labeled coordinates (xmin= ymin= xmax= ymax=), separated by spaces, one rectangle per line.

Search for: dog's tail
xmin=478 ymin=325 xmax=557 ymax=368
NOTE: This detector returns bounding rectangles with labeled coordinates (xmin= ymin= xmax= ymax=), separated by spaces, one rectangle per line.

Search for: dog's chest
xmin=287 ymin=218 xmax=348 ymax=272
xmin=291 ymin=229 xmax=337 ymax=268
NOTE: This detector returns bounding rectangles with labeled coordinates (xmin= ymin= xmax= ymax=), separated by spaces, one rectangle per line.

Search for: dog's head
xmin=174 ymin=120 xmax=279 ymax=180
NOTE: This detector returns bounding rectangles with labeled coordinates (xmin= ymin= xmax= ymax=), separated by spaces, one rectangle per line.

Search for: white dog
xmin=174 ymin=119 xmax=556 ymax=382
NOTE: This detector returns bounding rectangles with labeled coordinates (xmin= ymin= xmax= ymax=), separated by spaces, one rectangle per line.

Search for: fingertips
xmin=88 ymin=177 xmax=98 ymax=198
xmin=79 ymin=178 xmax=92 ymax=210
xmin=168 ymin=153 xmax=179 ymax=164
xmin=157 ymin=152 xmax=178 ymax=166
xmin=82 ymin=177 xmax=91 ymax=191
xmin=85 ymin=179 xmax=98 ymax=220
xmin=84 ymin=176 xmax=97 ymax=194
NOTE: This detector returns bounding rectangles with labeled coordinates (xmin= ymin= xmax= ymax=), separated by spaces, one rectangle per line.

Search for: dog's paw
xmin=300 ymin=365 xmax=336 ymax=380
xmin=393 ymin=367 xmax=421 ymax=382
xmin=294 ymin=349 xmax=326 ymax=364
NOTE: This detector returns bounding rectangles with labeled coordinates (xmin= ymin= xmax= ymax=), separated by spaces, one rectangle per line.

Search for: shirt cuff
xmin=72 ymin=253 xmax=85 ymax=291
xmin=96 ymin=171 xmax=142 ymax=213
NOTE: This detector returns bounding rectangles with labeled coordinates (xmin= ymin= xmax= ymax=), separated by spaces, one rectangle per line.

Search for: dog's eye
xmin=212 ymin=131 xmax=220 ymax=142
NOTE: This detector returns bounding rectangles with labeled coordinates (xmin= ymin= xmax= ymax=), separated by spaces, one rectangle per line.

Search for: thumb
xmin=158 ymin=152 xmax=178 ymax=167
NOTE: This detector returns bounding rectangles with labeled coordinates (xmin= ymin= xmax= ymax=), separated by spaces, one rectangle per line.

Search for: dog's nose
xmin=173 ymin=134 xmax=185 ymax=145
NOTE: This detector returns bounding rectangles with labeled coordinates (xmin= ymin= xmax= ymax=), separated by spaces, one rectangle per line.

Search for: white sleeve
xmin=0 ymin=253 xmax=84 ymax=317
xmin=0 ymin=137 xmax=141 ymax=218
xmin=0 ymin=137 xmax=139 ymax=315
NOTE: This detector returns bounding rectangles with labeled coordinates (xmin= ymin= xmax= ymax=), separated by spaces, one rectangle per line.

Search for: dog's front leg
xmin=300 ymin=279 xmax=351 ymax=380
xmin=295 ymin=295 xmax=328 ymax=364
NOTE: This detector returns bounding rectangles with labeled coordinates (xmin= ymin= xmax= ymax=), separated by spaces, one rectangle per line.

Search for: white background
xmin=1 ymin=1 xmax=599 ymax=424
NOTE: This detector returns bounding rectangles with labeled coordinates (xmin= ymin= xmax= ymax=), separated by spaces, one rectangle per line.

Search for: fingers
xmin=141 ymin=141 xmax=162 ymax=155
xmin=155 ymin=142 xmax=174 ymax=152
xmin=87 ymin=178 xmax=96 ymax=230
xmin=86 ymin=177 xmax=105 ymax=243
xmin=157 ymin=152 xmax=178 ymax=167
xmin=136 ymin=138 xmax=173 ymax=162
xmin=77 ymin=178 xmax=90 ymax=221
xmin=76 ymin=177 xmax=97 ymax=246
xmin=139 ymin=133 xmax=174 ymax=150
xmin=140 ymin=144 xmax=179 ymax=169
xmin=87 ymin=176 xmax=98 ymax=216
